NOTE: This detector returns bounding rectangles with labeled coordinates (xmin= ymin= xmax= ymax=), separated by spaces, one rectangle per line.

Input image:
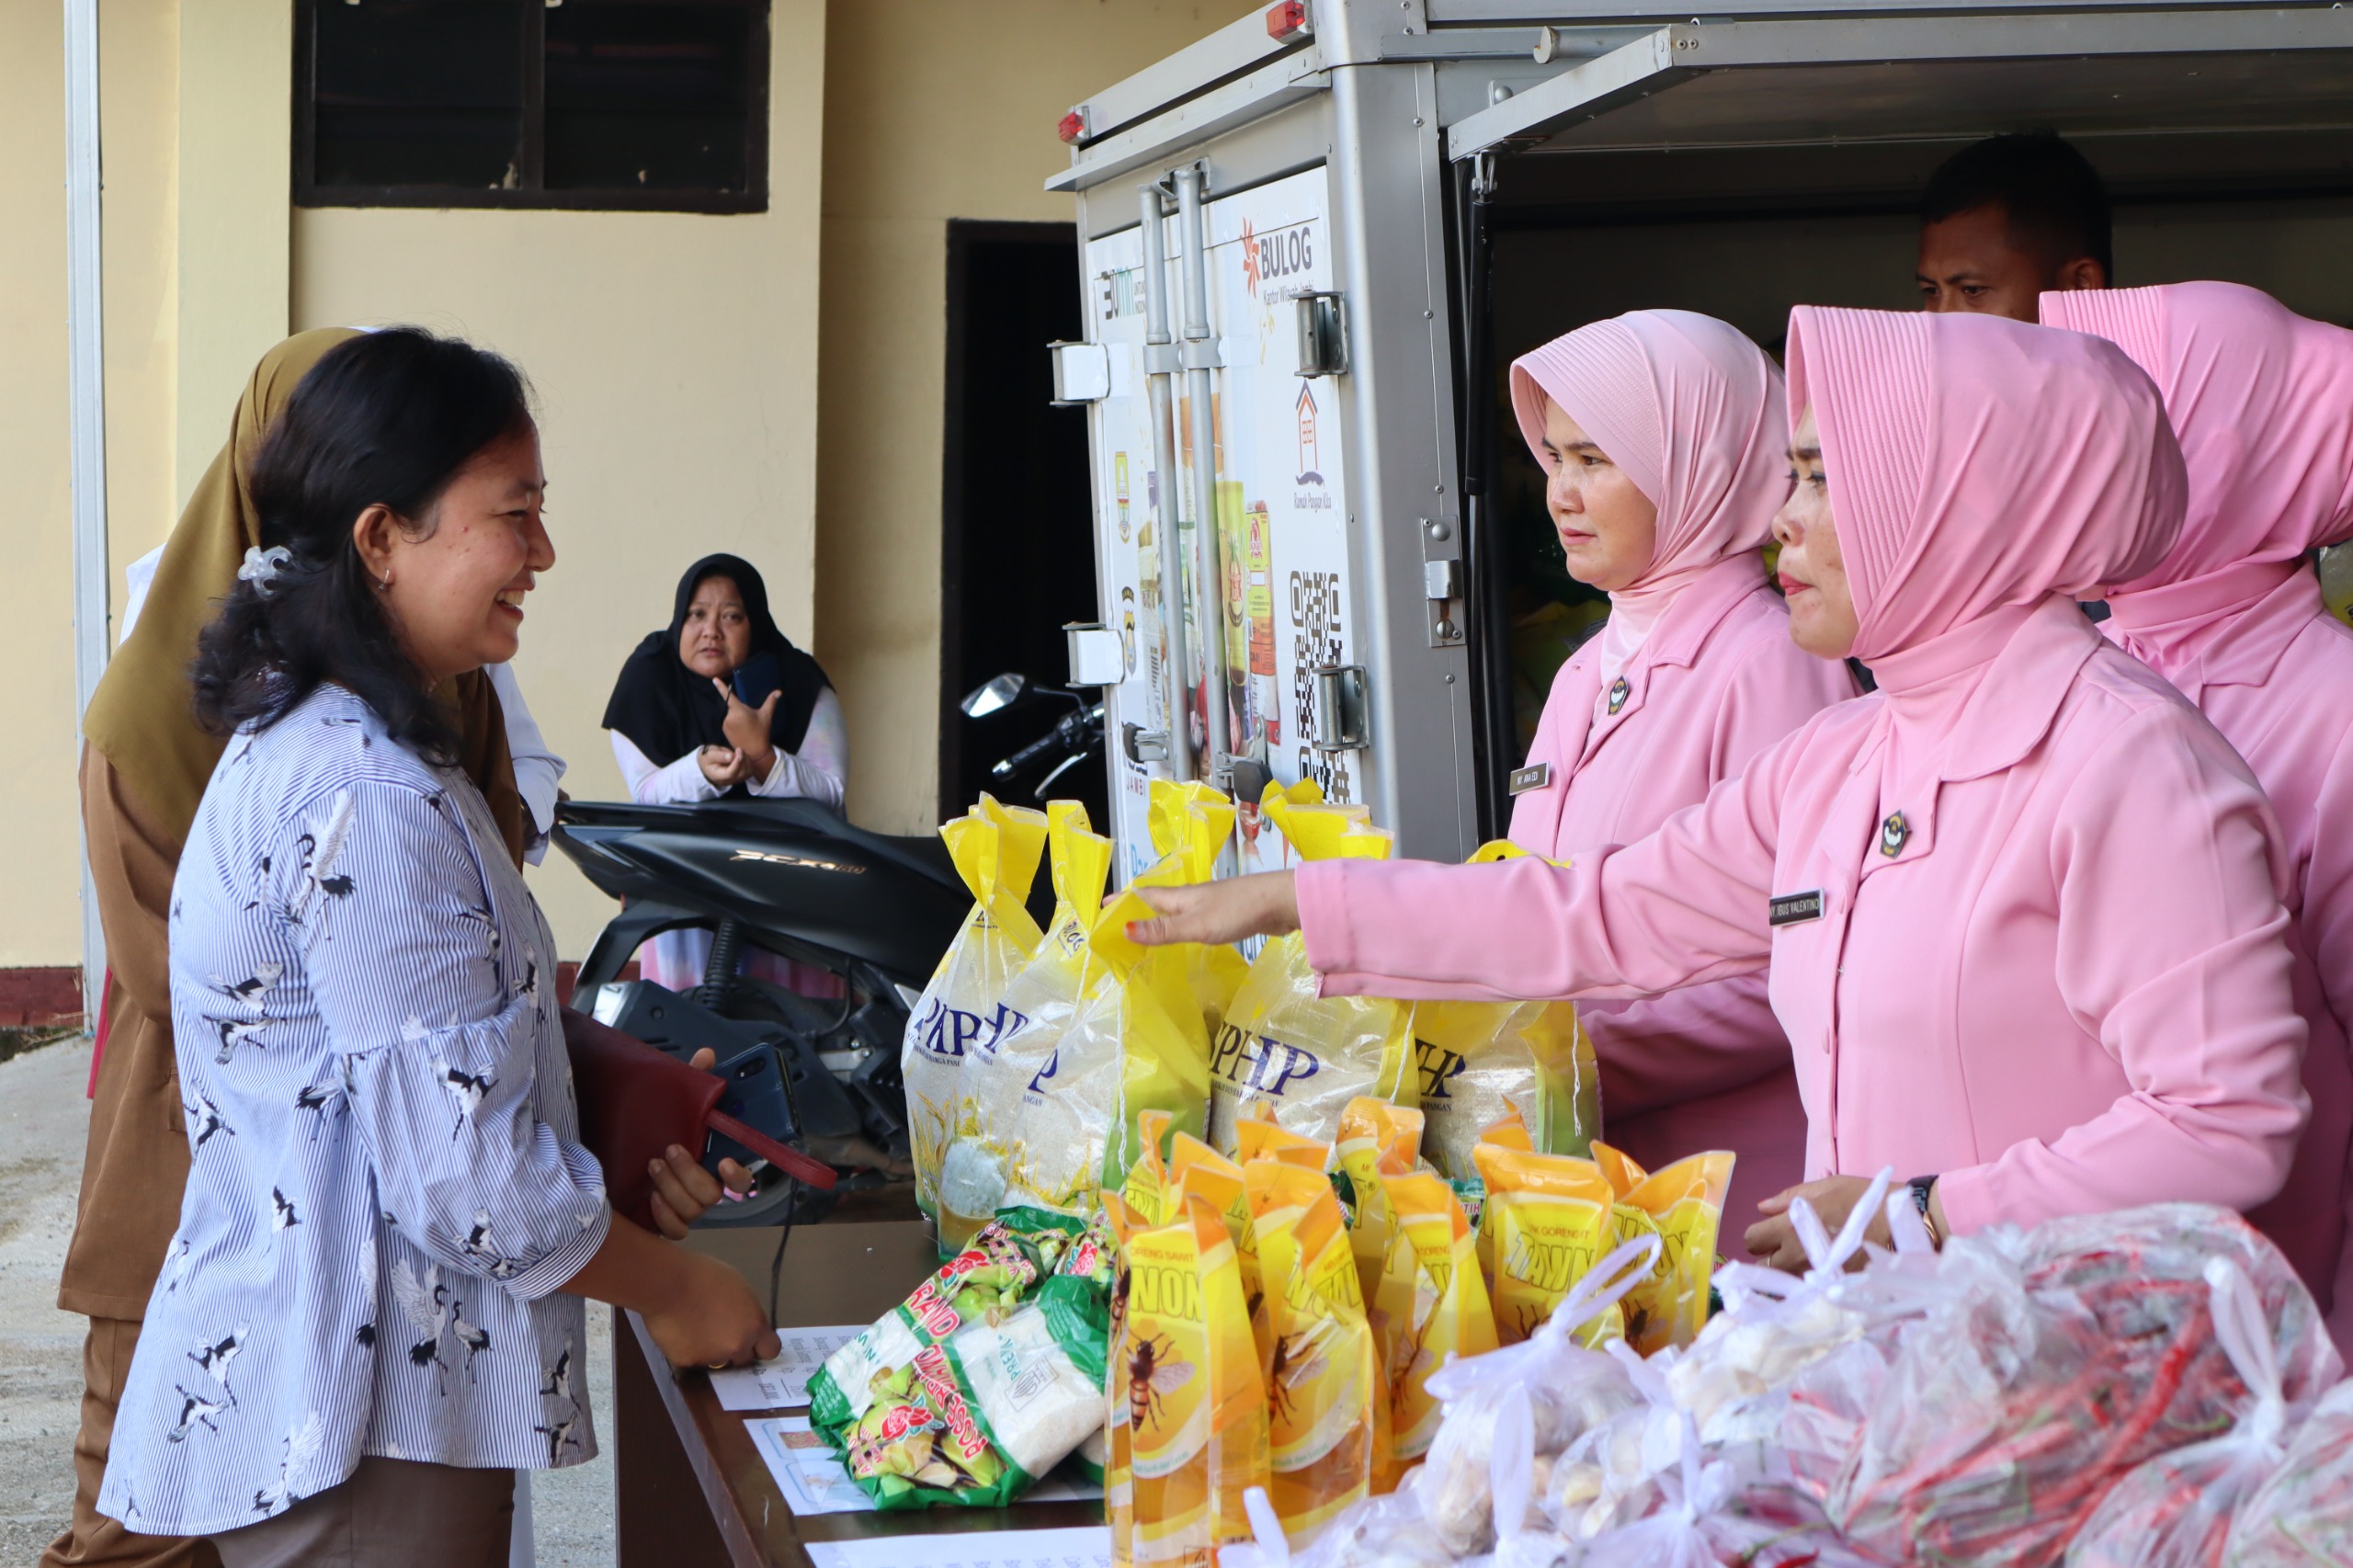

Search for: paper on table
xmin=710 ymin=1324 xmax=863 ymax=1411
xmin=806 ymin=1525 xmax=1112 ymax=1568
xmin=744 ymin=1415 xmax=1107 ymax=1518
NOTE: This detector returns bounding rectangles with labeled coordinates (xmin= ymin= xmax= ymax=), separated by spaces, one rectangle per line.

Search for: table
xmin=612 ymin=1213 xmax=1106 ymax=1567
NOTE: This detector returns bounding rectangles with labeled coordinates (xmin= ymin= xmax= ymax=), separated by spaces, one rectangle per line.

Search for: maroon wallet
xmin=562 ymin=1006 xmax=836 ymax=1232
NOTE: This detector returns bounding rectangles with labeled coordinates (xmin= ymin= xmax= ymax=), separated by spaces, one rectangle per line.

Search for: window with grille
xmin=295 ymin=0 xmax=768 ymax=212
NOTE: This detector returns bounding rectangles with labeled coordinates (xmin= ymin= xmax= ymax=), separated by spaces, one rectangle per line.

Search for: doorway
xmin=938 ymin=219 xmax=1108 ymax=832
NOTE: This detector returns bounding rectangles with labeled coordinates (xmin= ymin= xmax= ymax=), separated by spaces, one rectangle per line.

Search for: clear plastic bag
xmin=1415 ymin=1236 xmax=1659 ymax=1556
xmin=2222 ymin=1377 xmax=2353 ymax=1566
xmin=1810 ymin=1203 xmax=2336 ymax=1568
xmin=2065 ymin=1258 xmax=2310 ymax=1568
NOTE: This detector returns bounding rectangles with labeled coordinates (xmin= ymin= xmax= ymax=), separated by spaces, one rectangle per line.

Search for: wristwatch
xmin=1906 ymin=1175 xmax=1944 ymax=1248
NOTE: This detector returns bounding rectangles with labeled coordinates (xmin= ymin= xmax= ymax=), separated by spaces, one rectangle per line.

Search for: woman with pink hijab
xmin=1134 ymin=307 xmax=2313 ymax=1275
xmin=1504 ymin=311 xmax=1854 ymax=1229
xmin=2042 ymin=280 xmax=2353 ymax=1341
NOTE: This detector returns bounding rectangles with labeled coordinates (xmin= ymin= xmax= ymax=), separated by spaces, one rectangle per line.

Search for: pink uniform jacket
xmin=1304 ymin=599 xmax=2311 ymax=1262
xmin=1295 ymin=309 xmax=2313 ymax=1278
xmin=2046 ymin=281 xmax=2353 ymax=1338
xmin=1509 ymin=553 xmax=1854 ymax=1223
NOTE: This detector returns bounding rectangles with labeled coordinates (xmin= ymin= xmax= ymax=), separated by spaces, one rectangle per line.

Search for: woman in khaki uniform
xmin=46 ymin=331 xmax=530 ymax=1568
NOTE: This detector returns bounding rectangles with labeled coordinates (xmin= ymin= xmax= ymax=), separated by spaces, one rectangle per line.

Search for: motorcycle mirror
xmin=961 ymin=672 xmax=1027 ymax=718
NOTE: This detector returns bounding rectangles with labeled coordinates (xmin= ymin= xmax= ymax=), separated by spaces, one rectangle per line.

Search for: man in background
xmin=1917 ymin=132 xmax=2111 ymax=320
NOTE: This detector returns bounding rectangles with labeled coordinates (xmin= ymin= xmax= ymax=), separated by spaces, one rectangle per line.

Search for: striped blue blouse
xmin=99 ymin=684 xmax=611 ymax=1537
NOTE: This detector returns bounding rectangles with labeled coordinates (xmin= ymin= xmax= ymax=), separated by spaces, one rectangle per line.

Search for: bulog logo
xmin=1209 ymin=1021 xmax=1322 ymax=1096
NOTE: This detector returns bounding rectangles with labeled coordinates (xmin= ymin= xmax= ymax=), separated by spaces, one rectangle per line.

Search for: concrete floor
xmin=0 ymin=1035 xmax=619 ymax=1566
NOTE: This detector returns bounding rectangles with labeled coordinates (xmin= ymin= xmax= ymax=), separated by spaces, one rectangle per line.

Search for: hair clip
xmin=237 ymin=545 xmax=294 ymax=597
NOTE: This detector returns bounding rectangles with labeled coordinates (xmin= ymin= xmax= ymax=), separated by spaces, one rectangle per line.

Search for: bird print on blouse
xmin=103 ymin=687 xmax=607 ymax=1538
xmin=187 ymin=1325 xmax=249 ymax=1408
xmin=393 ymin=1257 xmax=452 ymax=1396
xmin=252 ymin=1413 xmax=324 ymax=1518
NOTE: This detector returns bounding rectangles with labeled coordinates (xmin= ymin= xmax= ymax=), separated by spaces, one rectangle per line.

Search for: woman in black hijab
xmin=603 ymin=554 xmax=845 ymax=990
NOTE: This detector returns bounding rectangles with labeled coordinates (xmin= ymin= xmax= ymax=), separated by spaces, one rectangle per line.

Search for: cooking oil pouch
xmin=1590 ymin=1142 xmax=1733 ymax=1355
xmin=1117 ymin=1193 xmax=1271 ymax=1568
xmin=1236 ymin=1115 xmax=1332 ymax=1170
xmin=1101 ymin=1192 xmax=1151 ymax=1561
xmin=1473 ymin=1143 xmax=1624 ymax=1349
xmin=807 ymin=1207 xmax=1113 ymax=1509
xmin=1246 ymin=1161 xmax=1381 ymax=1543
xmin=1479 ymin=1109 xmax=1534 ymax=1151
xmin=1169 ymin=1134 xmax=1265 ymax=1347
xmin=941 ymin=801 xmax=1110 ymax=1239
xmin=1373 ymin=1171 xmax=1497 ymax=1476
xmin=1121 ymin=1108 xmax=1180 ymax=1224
xmin=1332 ymin=1097 xmax=1425 ymax=1309
xmin=1407 ymin=844 xmax=1599 ymax=1186
xmin=904 ymin=796 xmax=1049 ymax=1232
xmin=1210 ymin=786 xmax=1412 ymax=1152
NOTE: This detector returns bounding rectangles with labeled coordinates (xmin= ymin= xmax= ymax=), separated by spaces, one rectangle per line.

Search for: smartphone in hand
xmin=731 ymin=652 xmax=782 ymax=709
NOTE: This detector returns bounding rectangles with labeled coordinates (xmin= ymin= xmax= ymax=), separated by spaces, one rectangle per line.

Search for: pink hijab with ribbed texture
xmin=2040 ymin=281 xmax=2353 ymax=680
xmin=1784 ymin=307 xmax=2184 ymax=672
xmin=1509 ymin=310 xmax=1788 ymax=680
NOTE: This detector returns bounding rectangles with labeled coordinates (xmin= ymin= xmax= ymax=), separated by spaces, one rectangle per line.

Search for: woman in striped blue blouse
xmin=97 ymin=328 xmax=780 ymax=1566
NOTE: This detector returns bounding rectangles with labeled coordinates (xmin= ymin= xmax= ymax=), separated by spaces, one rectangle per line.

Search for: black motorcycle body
xmin=553 ymin=795 xmax=968 ymax=1223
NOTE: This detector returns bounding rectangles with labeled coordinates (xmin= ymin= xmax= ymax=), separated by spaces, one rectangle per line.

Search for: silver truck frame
xmin=1050 ymin=0 xmax=2353 ymax=866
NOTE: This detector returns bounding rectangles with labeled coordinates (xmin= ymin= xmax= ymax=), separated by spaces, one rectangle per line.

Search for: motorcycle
xmin=552 ymin=673 xmax=1103 ymax=1227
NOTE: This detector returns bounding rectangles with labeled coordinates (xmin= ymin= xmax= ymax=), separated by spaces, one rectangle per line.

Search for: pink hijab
xmin=2040 ymin=281 xmax=2353 ymax=679
xmin=1509 ymin=311 xmax=1788 ymax=676
xmin=1783 ymin=307 xmax=2183 ymax=673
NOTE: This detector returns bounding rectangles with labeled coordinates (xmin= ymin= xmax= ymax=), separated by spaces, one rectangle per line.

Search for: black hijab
xmin=602 ymin=553 xmax=831 ymax=767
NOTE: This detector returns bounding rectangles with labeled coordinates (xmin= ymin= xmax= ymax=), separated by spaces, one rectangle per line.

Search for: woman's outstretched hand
xmin=712 ymin=677 xmax=779 ymax=777
xmin=1126 ymin=871 xmax=1302 ymax=947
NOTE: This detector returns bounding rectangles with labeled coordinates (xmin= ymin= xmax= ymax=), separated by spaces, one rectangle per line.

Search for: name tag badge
xmin=1507 ymin=762 xmax=1552 ymax=796
xmin=1768 ymin=890 xmax=1825 ymax=927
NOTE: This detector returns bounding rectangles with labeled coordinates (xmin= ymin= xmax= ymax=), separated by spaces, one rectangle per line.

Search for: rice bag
xmin=1473 ymin=1143 xmax=1624 ymax=1348
xmin=2223 ymin=1377 xmax=2353 ymax=1566
xmin=806 ymin=1207 xmax=1113 ymax=1508
xmin=1247 ymin=1159 xmax=1382 ymax=1543
xmin=1209 ymin=787 xmax=1412 ymax=1152
xmin=966 ymin=832 xmax=1212 ymax=1220
xmin=943 ymin=801 xmax=1111 ymax=1232
xmin=1374 ymin=1170 xmax=1498 ymax=1476
xmin=1142 ymin=779 xmax=1251 ymax=1039
xmin=904 ymin=796 xmax=1048 ymax=1232
xmin=1116 ymin=1192 xmax=1271 ymax=1568
xmin=1406 ymin=843 xmax=1598 ymax=1185
xmin=1591 ymin=1142 xmax=1733 ymax=1354
xmin=2066 ymin=1258 xmax=2311 ymax=1568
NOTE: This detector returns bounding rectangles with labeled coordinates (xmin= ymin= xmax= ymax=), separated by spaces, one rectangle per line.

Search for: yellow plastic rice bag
xmin=1143 ymin=781 xmax=1250 ymax=1039
xmin=941 ymin=801 xmax=1109 ymax=1238
xmin=904 ymin=795 xmax=1048 ymax=1233
xmin=1472 ymin=1143 xmax=1623 ymax=1347
xmin=1245 ymin=1161 xmax=1380 ymax=1544
xmin=1371 ymin=1171 xmax=1496 ymax=1478
xmin=1115 ymin=1193 xmax=1270 ymax=1568
xmin=1208 ymin=786 xmax=1412 ymax=1152
xmin=1591 ymin=1142 xmax=1733 ymax=1354
xmin=956 ymin=807 xmax=1213 ymax=1226
xmin=1407 ymin=843 xmax=1599 ymax=1184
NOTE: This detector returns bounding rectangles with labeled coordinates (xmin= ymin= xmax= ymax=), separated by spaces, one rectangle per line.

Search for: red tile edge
xmin=0 ymin=967 xmax=85 ymax=1029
